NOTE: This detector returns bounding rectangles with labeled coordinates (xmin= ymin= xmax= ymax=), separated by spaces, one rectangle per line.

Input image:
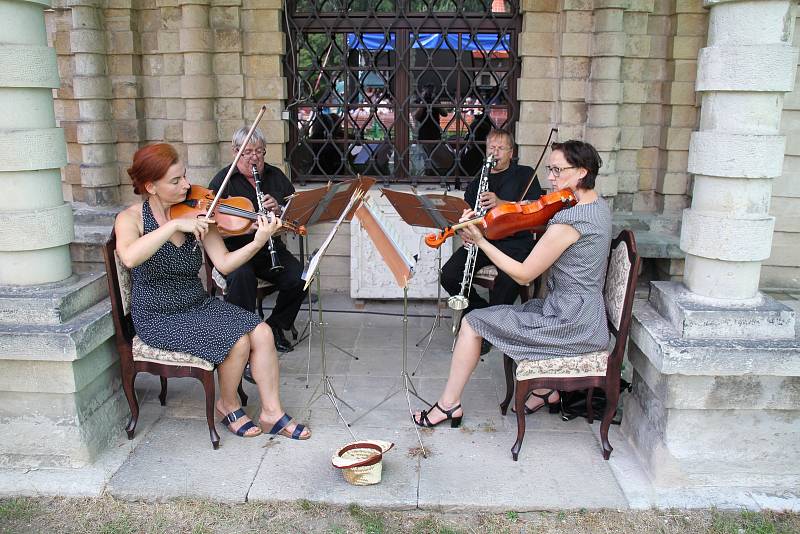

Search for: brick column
xmin=0 ymin=0 xmax=73 ymax=284
xmin=180 ymin=0 xmax=218 ymax=185
xmin=69 ymin=0 xmax=119 ymax=206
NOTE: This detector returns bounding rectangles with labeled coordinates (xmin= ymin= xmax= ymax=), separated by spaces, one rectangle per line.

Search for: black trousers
xmin=224 ymin=247 xmax=307 ymax=331
xmin=441 ymin=243 xmax=531 ymax=315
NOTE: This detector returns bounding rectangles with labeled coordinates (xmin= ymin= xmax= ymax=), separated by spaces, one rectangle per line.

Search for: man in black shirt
xmin=441 ymin=129 xmax=543 ymax=352
xmin=209 ymin=127 xmax=307 ymax=356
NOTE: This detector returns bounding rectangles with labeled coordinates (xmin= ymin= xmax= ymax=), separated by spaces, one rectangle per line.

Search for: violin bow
xmin=202 ymin=105 xmax=268 ymax=222
xmin=517 ymin=127 xmax=558 ymax=202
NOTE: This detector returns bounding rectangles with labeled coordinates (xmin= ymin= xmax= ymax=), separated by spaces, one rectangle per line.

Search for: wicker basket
xmin=332 ymin=440 xmax=394 ymax=486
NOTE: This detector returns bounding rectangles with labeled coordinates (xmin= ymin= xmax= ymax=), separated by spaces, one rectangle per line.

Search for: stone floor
xmin=2 ymin=294 xmax=799 ymax=511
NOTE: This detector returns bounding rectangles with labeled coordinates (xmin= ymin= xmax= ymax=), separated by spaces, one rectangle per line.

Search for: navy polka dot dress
xmin=466 ymin=198 xmax=613 ymax=361
xmin=130 ymin=200 xmax=262 ymax=364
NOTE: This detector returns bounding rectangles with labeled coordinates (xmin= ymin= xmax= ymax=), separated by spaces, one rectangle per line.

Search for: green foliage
xmin=348 ymin=504 xmax=385 ymax=534
xmin=710 ymin=509 xmax=797 ymax=534
xmin=0 ymin=499 xmax=38 ymax=523
xmin=97 ymin=514 xmax=137 ymax=534
xmin=505 ymin=511 xmax=518 ymax=522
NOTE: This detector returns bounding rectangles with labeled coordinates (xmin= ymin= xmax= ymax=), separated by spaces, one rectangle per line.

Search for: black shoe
xmin=480 ymin=339 xmax=492 ymax=356
xmin=243 ymin=364 xmax=255 ymax=385
xmin=271 ymin=326 xmax=293 ymax=353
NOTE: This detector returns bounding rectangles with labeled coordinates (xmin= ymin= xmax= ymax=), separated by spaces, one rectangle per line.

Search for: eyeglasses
xmin=545 ymin=165 xmax=576 ymax=177
xmin=238 ymin=147 xmax=266 ymax=158
xmin=487 ymin=145 xmax=513 ymax=152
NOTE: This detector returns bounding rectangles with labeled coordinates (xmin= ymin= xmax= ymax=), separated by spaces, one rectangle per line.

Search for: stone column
xmin=0 ymin=0 xmax=122 ymax=468
xmin=623 ymin=0 xmax=800 ymax=503
xmin=0 ymin=0 xmax=73 ymax=284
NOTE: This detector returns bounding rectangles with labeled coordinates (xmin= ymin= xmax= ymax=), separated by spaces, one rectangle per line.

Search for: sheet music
xmin=355 ymin=199 xmax=416 ymax=288
xmin=302 ymin=190 xmax=364 ymax=290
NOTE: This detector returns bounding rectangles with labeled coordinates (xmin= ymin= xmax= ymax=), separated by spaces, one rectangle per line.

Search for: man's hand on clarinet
xmin=479 ymin=191 xmax=500 ymax=211
xmin=261 ymin=194 xmax=279 ymax=213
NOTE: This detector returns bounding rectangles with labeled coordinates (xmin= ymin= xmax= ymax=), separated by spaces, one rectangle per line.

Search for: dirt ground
xmin=2 ymin=497 xmax=800 ymax=533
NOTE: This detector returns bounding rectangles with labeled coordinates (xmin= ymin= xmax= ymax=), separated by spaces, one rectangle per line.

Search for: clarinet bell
xmin=269 ymin=249 xmax=284 ymax=273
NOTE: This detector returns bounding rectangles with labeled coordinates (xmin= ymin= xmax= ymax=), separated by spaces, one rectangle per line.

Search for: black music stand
xmin=379 ymin=188 xmax=469 ymax=375
xmin=282 ymin=177 xmax=376 ymax=386
xmin=299 ymin=185 xmax=370 ymax=438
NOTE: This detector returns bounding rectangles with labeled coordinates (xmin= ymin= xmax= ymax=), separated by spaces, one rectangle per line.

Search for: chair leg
xmin=200 ymin=371 xmax=220 ymax=450
xmin=257 ymin=295 xmax=265 ymax=319
xmin=122 ymin=370 xmax=139 ymax=440
xmin=499 ymin=355 xmax=515 ymax=415
xmin=158 ymin=377 xmax=168 ymax=406
xmin=600 ymin=386 xmax=619 ymax=460
xmin=238 ymin=380 xmax=248 ymax=407
xmin=586 ymin=387 xmax=594 ymax=424
xmin=511 ymin=379 xmax=531 ymax=461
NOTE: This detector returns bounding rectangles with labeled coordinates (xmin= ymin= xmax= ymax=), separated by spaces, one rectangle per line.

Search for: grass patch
xmin=0 ymin=499 xmax=39 ymax=523
xmin=348 ymin=504 xmax=385 ymax=534
xmin=710 ymin=509 xmax=800 ymax=534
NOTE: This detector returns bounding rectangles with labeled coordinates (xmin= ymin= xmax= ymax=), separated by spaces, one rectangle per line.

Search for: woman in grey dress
xmin=115 ymin=143 xmax=310 ymax=440
xmin=414 ymin=140 xmax=612 ymax=427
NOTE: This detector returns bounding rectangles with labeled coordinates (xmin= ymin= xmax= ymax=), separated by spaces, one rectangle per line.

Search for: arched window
xmin=285 ymin=0 xmax=521 ymax=188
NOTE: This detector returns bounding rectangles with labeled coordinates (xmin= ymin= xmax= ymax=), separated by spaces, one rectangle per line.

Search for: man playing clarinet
xmin=441 ymin=129 xmax=544 ymax=354
xmin=209 ymin=127 xmax=307 ymax=365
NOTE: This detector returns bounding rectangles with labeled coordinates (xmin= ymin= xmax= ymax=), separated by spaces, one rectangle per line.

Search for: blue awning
xmin=346 ymin=32 xmax=510 ymax=52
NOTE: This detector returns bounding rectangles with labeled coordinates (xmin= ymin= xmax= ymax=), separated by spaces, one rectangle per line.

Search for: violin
xmin=424 ymin=188 xmax=577 ymax=248
xmin=169 ymin=185 xmax=307 ymax=236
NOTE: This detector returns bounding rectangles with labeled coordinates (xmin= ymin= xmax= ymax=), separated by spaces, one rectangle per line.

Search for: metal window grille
xmin=284 ymin=0 xmax=521 ymax=187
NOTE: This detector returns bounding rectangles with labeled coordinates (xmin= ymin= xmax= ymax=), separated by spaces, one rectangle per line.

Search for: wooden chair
xmin=103 ymin=229 xmax=247 ymax=449
xmin=499 ymin=229 xmax=640 ymax=461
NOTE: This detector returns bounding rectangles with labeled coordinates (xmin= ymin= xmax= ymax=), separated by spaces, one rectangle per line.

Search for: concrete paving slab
xmin=107 ymin=417 xmax=265 ymax=503
xmin=417 ymin=426 xmax=627 ymax=511
xmin=0 ymin=409 xmax=160 ymax=497
xmin=248 ymin=427 xmax=419 ymax=510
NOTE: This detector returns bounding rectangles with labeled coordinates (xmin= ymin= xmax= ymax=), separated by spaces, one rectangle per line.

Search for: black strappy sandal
xmin=511 ymin=389 xmax=561 ymax=415
xmin=414 ymin=402 xmax=463 ymax=428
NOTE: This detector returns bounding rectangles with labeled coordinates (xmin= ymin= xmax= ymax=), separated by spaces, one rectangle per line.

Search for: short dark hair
xmin=487 ymin=128 xmax=514 ymax=149
xmin=550 ymin=140 xmax=603 ymax=189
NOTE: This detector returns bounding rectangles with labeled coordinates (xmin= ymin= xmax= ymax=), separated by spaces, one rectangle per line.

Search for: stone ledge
xmin=0 ymin=272 xmax=108 ymax=326
xmin=631 ymin=299 xmax=800 ymax=376
xmin=0 ymin=299 xmax=113 ymax=362
xmin=650 ymin=281 xmax=796 ymax=339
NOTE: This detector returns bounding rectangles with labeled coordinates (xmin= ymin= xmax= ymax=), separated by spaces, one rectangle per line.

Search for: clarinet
xmin=252 ymin=164 xmax=284 ymax=273
xmin=448 ymin=153 xmax=495 ymax=335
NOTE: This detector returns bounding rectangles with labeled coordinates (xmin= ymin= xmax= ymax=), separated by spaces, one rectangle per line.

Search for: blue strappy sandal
xmin=219 ymin=408 xmax=262 ymax=437
xmin=266 ymin=413 xmax=310 ymax=440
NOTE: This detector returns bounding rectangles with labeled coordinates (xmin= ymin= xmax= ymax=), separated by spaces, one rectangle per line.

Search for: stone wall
xmin=45 ymin=0 xmax=800 ymax=290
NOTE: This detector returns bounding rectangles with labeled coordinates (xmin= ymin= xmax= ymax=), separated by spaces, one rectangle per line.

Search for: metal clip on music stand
xmin=378 ymin=189 xmax=468 ymax=376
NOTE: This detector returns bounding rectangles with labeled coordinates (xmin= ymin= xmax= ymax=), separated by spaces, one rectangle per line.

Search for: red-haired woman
xmin=115 ymin=143 xmax=310 ymax=440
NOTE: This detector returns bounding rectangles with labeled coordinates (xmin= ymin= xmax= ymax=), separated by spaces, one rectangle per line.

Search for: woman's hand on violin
xmin=253 ymin=213 xmax=282 ymax=246
xmin=459 ymin=208 xmax=478 ymax=223
xmin=459 ymin=223 xmax=486 ymax=246
xmin=171 ymin=216 xmax=213 ymax=242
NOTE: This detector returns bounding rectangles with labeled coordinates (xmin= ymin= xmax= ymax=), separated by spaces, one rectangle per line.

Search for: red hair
xmin=127 ymin=143 xmax=179 ymax=195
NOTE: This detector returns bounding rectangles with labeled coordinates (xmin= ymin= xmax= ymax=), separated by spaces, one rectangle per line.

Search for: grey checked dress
xmin=130 ymin=200 xmax=262 ymax=364
xmin=465 ymin=198 xmax=613 ymax=361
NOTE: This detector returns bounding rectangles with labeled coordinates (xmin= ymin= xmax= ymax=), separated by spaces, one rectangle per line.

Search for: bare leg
xmin=248 ymin=323 xmax=310 ymax=438
xmin=216 ymin=334 xmax=261 ymax=436
xmin=413 ymin=320 xmax=482 ymax=424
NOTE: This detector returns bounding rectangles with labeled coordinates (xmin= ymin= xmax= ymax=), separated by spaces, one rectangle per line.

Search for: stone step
xmin=0 ymin=272 xmax=108 ymax=327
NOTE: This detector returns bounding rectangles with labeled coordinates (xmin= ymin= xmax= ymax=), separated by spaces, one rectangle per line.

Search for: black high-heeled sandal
xmin=414 ymin=402 xmax=463 ymax=428
xmin=511 ymin=389 xmax=560 ymax=415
